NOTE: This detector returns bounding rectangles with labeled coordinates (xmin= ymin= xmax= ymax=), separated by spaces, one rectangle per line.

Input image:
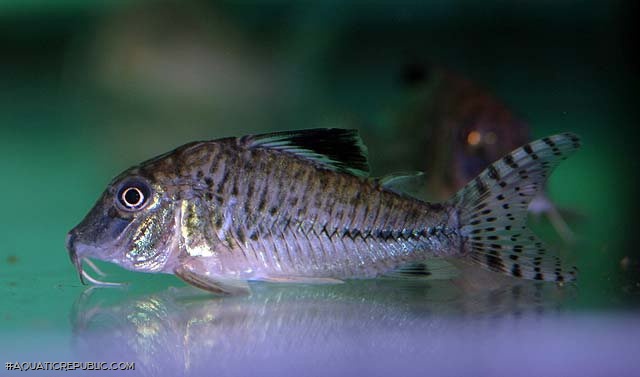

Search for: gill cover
xmin=124 ymin=201 xmax=177 ymax=272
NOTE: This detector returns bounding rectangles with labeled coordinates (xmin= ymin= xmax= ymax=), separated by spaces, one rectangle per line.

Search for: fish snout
xmin=66 ymin=230 xmax=81 ymax=266
xmin=66 ymin=231 xmax=77 ymax=252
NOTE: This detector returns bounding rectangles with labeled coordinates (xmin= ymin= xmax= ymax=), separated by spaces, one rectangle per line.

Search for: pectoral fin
xmin=174 ymin=264 xmax=250 ymax=296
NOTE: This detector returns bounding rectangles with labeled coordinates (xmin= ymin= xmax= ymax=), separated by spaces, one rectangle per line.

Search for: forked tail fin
xmin=449 ymin=133 xmax=581 ymax=282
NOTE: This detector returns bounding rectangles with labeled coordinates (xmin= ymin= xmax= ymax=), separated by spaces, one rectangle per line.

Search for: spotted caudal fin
xmin=449 ymin=133 xmax=581 ymax=282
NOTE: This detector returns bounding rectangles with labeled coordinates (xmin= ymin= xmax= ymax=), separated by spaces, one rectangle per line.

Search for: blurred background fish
xmin=388 ymin=66 xmax=578 ymax=241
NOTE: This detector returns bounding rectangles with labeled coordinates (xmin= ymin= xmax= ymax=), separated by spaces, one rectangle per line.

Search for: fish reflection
xmin=71 ymin=279 xmax=575 ymax=376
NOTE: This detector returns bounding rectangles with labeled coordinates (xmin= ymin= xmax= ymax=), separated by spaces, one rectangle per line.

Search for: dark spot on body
xmin=350 ymin=191 xmax=362 ymax=206
xmin=475 ymin=179 xmax=488 ymax=196
xmin=218 ymin=170 xmax=230 ymax=192
xmin=487 ymin=165 xmax=500 ymax=181
xmin=6 ymin=255 xmax=18 ymax=264
xmin=486 ymin=250 xmax=504 ymax=272
xmin=236 ymin=228 xmax=246 ymax=244
xmin=511 ymin=264 xmax=523 ymax=277
xmin=503 ymin=154 xmax=518 ymax=169
xmin=225 ymin=236 xmax=236 ymax=249
xmin=246 ymin=182 xmax=254 ymax=199
xmin=428 ymin=203 xmax=444 ymax=211
xmin=523 ymin=144 xmax=534 ymax=155
xmin=377 ymin=229 xmax=393 ymax=240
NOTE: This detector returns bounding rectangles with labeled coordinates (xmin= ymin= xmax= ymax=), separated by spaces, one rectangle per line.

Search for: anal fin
xmin=383 ymin=260 xmax=460 ymax=281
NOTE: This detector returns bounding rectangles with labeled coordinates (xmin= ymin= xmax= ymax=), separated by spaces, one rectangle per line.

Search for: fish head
xmin=66 ymin=168 xmax=181 ymax=278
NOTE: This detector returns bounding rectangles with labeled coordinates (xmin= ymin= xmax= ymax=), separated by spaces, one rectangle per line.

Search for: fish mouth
xmin=66 ymin=231 xmax=122 ymax=287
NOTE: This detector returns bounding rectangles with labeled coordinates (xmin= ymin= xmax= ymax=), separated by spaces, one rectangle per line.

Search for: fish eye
xmin=467 ymin=130 xmax=482 ymax=146
xmin=466 ymin=130 xmax=498 ymax=148
xmin=116 ymin=179 xmax=151 ymax=211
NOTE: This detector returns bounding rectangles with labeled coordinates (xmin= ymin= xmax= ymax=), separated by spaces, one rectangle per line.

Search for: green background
xmin=1 ymin=0 xmax=638 ymax=339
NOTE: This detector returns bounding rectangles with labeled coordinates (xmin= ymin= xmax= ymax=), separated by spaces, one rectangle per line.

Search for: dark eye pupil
xmin=124 ymin=188 xmax=142 ymax=206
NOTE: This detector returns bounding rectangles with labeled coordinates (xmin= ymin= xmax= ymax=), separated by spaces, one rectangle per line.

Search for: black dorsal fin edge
xmin=243 ymin=128 xmax=370 ymax=177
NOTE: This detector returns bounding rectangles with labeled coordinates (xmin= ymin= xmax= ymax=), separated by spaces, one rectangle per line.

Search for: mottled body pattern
xmin=67 ymin=129 xmax=580 ymax=294
xmin=140 ymin=136 xmax=457 ymax=279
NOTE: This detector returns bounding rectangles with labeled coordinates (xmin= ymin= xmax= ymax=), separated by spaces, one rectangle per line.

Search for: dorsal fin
xmin=242 ymin=128 xmax=370 ymax=177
